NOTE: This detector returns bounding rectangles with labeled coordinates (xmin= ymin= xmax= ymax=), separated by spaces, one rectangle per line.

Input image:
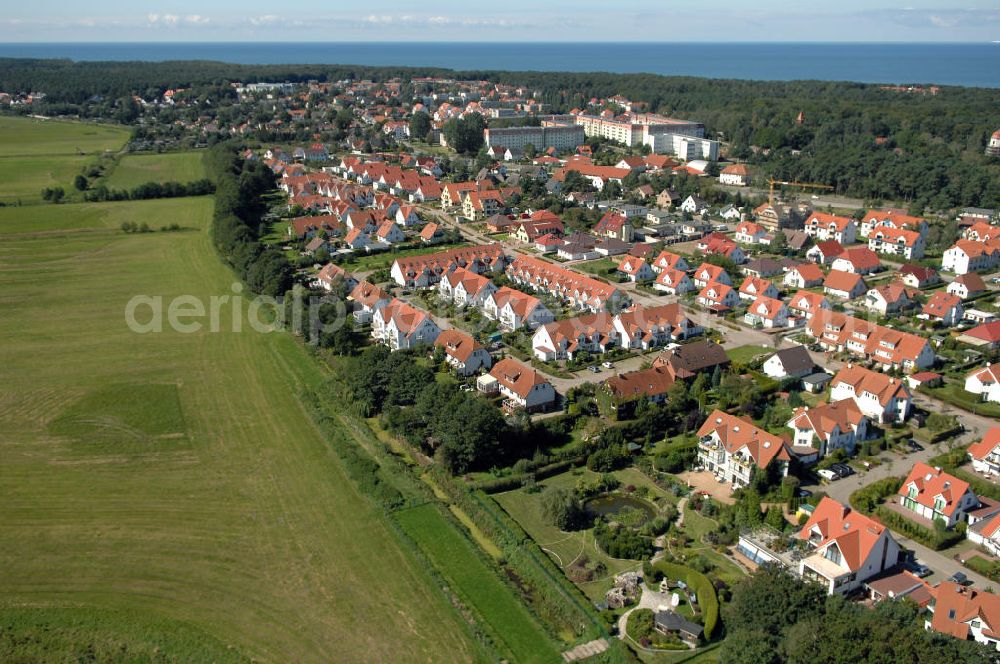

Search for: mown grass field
xmin=0 ymin=193 xmax=480 ymax=662
xmin=104 ymin=151 xmax=207 ymax=189
xmin=0 ymin=116 xmax=129 ymax=204
xmin=394 ymin=503 xmax=561 ymax=664
xmin=0 ymin=115 xmax=129 ymax=155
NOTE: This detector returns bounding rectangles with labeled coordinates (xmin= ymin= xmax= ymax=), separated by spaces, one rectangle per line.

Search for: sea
xmin=0 ymin=42 xmax=998 ymax=88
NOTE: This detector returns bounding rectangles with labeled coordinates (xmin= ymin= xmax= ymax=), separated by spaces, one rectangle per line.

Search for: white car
xmin=602 ymin=361 xmax=613 ymax=369
xmin=817 ymin=468 xmax=839 ymax=481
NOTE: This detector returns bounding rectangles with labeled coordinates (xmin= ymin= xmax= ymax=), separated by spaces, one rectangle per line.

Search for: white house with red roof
xmin=787 ymin=290 xmax=831 ymax=324
xmin=947 ymin=272 xmax=987 ymax=300
xmin=696 ymin=410 xmax=791 ymax=488
xmin=784 ymin=263 xmax=825 ymax=289
xmin=921 ymin=291 xmax=964 ymax=326
xmin=651 ymin=250 xmax=690 ymax=273
xmin=617 ymin=256 xmax=654 ymax=282
xmin=863 ymin=282 xmax=912 ymax=316
xmin=926 ymin=582 xmax=1000 ymax=650
xmin=830 ymin=364 xmax=912 ymax=424
xmin=612 ymin=303 xmax=702 ymax=349
xmin=806 ymin=240 xmax=844 ymax=265
xmin=823 ymin=270 xmax=867 ymax=300
xmin=433 ymin=329 xmax=492 ymax=376
xmin=438 ymin=267 xmax=498 ymax=308
xmin=375 ymin=220 xmax=405 ymax=245
xmin=691 ymin=263 xmax=732 ymax=288
xmin=899 ymin=462 xmax=980 ymax=528
xmin=738 ymin=276 xmax=779 ymax=302
xmin=797 ymin=498 xmax=900 ymax=595
xmin=719 ymin=163 xmax=750 ymax=186
xmin=968 ymin=511 xmax=1000 ymax=556
xmin=968 ymin=427 xmax=1000 ymax=478
xmin=489 ymin=358 xmax=556 ymax=412
xmin=531 ymin=313 xmax=617 ymax=361
xmin=314 ymin=263 xmax=358 ymax=293
xmin=965 ymin=363 xmax=1000 ymax=404
xmin=804 ymin=212 xmax=857 ymax=245
xmin=743 ymin=296 xmax=789 ymax=329
xmin=787 ymin=401 xmax=869 ymax=459
xmin=734 ymin=221 xmax=768 ymax=245
xmin=371 ymin=299 xmax=442 ymax=351
xmin=831 ymin=246 xmax=881 ymax=275
xmin=482 ymin=287 xmax=554 ymax=330
xmin=869 ymin=226 xmax=925 ymax=260
xmin=942 ymin=239 xmax=1000 ymax=275
xmin=653 ymin=268 xmax=695 ymax=295
xmin=697 ymin=283 xmax=739 ymax=311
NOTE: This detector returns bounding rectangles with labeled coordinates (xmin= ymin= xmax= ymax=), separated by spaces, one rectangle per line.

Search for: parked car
xmin=602 ymin=361 xmax=613 ymax=369
xmin=830 ymin=462 xmax=854 ymax=478
xmin=948 ymin=572 xmax=969 ymax=585
xmin=907 ymin=440 xmax=924 ymax=452
xmin=587 ymin=365 xmax=600 ymax=373
xmin=796 ymin=488 xmax=813 ymax=498
xmin=817 ymin=468 xmax=839 ymax=481
xmin=910 ymin=563 xmax=932 ymax=578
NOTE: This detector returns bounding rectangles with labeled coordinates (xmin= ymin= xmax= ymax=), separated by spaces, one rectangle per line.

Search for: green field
xmin=0 ymin=116 xmax=129 ymax=156
xmin=494 ymin=468 xmax=672 ymax=601
xmin=723 ymin=344 xmax=772 ymax=365
xmin=0 ymin=116 xmax=129 ymax=204
xmin=0 ymin=196 xmax=479 ymax=662
xmin=104 ymin=151 xmax=207 ymax=189
xmin=394 ymin=503 xmax=560 ymax=663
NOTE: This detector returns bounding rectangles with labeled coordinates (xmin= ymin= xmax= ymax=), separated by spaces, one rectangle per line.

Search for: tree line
xmin=203 ymin=143 xmax=292 ymax=296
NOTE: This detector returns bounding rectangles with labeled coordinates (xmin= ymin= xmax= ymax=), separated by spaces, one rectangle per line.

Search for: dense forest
xmin=2 ymin=58 xmax=999 ymax=208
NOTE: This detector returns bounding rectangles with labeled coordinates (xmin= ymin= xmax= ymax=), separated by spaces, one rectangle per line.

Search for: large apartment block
xmin=483 ymin=124 xmax=585 ymax=152
xmin=573 ymin=113 xmax=718 ymax=159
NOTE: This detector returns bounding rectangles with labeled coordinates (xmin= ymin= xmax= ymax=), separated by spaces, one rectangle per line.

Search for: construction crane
xmin=768 ymin=178 xmax=834 ymax=206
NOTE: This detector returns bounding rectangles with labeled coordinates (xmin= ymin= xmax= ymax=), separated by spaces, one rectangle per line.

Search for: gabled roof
xmin=434 ymin=328 xmax=485 ymax=363
xmin=929 ymin=582 xmax=1000 ymax=641
xmin=831 ymin=364 xmax=911 ymax=407
xmin=790 ymin=400 xmax=865 ymax=439
xmin=812 ymin=240 xmax=844 ymax=258
xmin=923 ymin=291 xmax=962 ymax=318
xmin=489 ymin=357 xmax=550 ymax=399
xmin=968 ymin=427 xmax=1000 ymax=462
xmin=963 ymin=320 xmax=1000 ymax=343
xmin=834 ymin=247 xmax=881 ymax=271
xmin=899 ymin=462 xmax=973 ymax=517
xmin=605 ymin=365 xmax=677 ymax=400
xmin=768 ymin=345 xmax=815 ymax=375
xmin=697 ymin=409 xmax=790 ymax=469
xmin=790 ymin=263 xmax=824 ymax=282
xmin=824 ymin=269 xmax=864 ymax=293
xmin=797 ymin=497 xmax=889 ymax=572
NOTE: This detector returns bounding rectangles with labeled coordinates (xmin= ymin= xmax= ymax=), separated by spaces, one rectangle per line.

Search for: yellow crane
xmin=768 ymin=178 xmax=834 ymax=206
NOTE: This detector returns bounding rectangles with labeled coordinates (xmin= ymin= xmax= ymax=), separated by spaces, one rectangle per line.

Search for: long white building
xmin=484 ymin=124 xmax=585 ymax=152
xmin=573 ymin=113 xmax=718 ymax=159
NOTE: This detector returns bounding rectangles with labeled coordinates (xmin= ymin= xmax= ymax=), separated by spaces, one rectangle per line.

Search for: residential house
xmin=489 ymin=358 xmax=556 ymax=412
xmin=869 ymin=226 xmax=925 ymax=260
xmin=965 ymin=363 xmax=1000 ymax=404
xmin=804 ymin=212 xmax=858 ymax=245
xmin=720 ymin=204 xmax=743 ymax=222
xmin=613 ymin=303 xmax=703 ymax=349
xmin=654 ymin=268 xmax=695 ymax=295
xmin=654 ymin=611 xmax=704 ymax=647
xmin=735 ymin=221 xmax=768 ymax=245
xmin=860 ymin=209 xmax=927 ymax=239
xmin=343 ymin=227 xmax=372 ymax=252
xmin=898 ymin=462 xmax=980 ymax=528
xmin=697 ymin=282 xmax=739 ymax=311
xmin=947 ymin=272 xmax=987 ymax=300
xmin=807 ymin=240 xmax=845 ymax=265
xmin=958 ymin=321 xmax=1000 ymax=350
xmin=742 ymin=258 xmax=784 ymax=279
xmin=617 ymin=256 xmax=655 ymax=282
xmin=899 ymin=264 xmax=939 ymax=289
xmin=744 ymin=296 xmax=790 ymax=329
xmin=719 ymin=163 xmax=750 ymax=186
xmin=462 ymin=189 xmax=507 ymax=221
xmin=433 ymin=329 xmax=492 ymax=376
xmin=419 ymin=222 xmax=445 ymax=244
xmin=807 ymin=311 xmax=935 ymax=370
xmin=395 ymin=205 xmax=421 ymax=227
xmin=696 ymin=410 xmax=791 ymax=489
xmin=482 ymin=286 xmax=553 ymax=330
xmin=823 ymin=270 xmax=867 ymax=300
xmin=784 ymin=263 xmax=825 ymax=289
xmin=831 ymin=247 xmax=881 ymax=275
xmin=787 ymin=401 xmax=869 ymax=460
xmin=697 ymin=232 xmax=746 ymax=264
xmin=371 ymin=299 xmax=441 ymax=350
xmin=942 ymin=239 xmax=1000 ymax=275
xmin=968 ymin=427 xmax=1000 ymax=478
xmin=864 ymin=282 xmax=912 ymax=316
xmin=968 ymin=511 xmax=1000 ymax=557
xmin=787 ymin=290 xmax=831 ymax=323
xmin=762 ymin=345 xmax=816 ymax=380
xmin=651 ymin=250 xmax=690 ymax=273
xmin=653 ymin=340 xmax=730 ymax=379
xmin=506 ymin=255 xmax=626 ymax=313
xmin=390 ymin=244 xmax=507 ymax=289
xmin=438 ymin=267 xmax=497 ymax=308
xmin=314 ymin=263 xmax=358 ymax=292
xmin=594 ymin=212 xmax=635 ymax=242
xmin=532 ymin=313 xmax=616 ymax=361
xmin=797 ymin=498 xmax=900 ymax=595
xmin=920 ymin=291 xmax=964 ymax=326
xmin=926 ymin=583 xmax=1000 ymax=651
xmin=347 ymin=280 xmax=392 ymax=324
xmin=680 ymin=194 xmax=709 ymax=215
xmin=375 ymin=220 xmax=405 ymax=245
xmin=830 ymin=364 xmax=913 ymax=424
xmin=691 ymin=263 xmax=732 ymax=288
xmin=738 ymin=276 xmax=779 ymax=302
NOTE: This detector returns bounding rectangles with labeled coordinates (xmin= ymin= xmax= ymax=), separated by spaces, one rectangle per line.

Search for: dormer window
xmin=825 ymin=546 xmax=842 ymax=565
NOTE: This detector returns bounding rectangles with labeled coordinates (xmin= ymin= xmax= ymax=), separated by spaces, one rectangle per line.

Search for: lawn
xmin=925 ymin=382 xmax=1000 ymax=419
xmin=724 ymin=344 xmax=772 ymax=365
xmin=0 ymin=196 xmax=479 ymax=662
xmin=394 ymin=503 xmax=561 ymax=664
xmin=0 ymin=154 xmax=92 ymax=204
xmin=0 ymin=116 xmax=129 ymax=156
xmin=574 ymin=257 xmax=620 ymax=277
xmin=104 ymin=151 xmax=207 ymax=189
xmin=339 ymin=240 xmax=470 ymax=273
xmin=0 ymin=196 xmax=207 ymax=234
xmin=0 ymin=117 xmax=130 ymax=204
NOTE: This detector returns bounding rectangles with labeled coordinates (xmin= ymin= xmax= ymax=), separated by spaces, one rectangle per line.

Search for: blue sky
xmin=2 ymin=1 xmax=999 ymax=42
